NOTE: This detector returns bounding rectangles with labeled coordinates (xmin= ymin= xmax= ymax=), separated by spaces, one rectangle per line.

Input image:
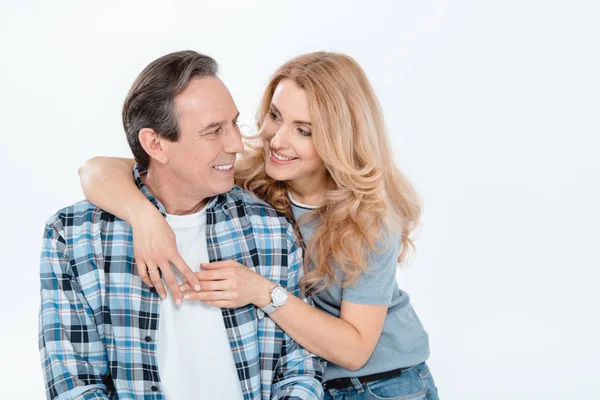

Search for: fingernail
xmin=179 ymin=285 xmax=185 ymax=292
xmin=160 ymin=294 xmax=167 ymax=300
xmin=194 ymin=284 xmax=201 ymax=292
xmin=184 ymin=294 xmax=191 ymax=300
xmin=176 ymin=298 xmax=182 ymax=306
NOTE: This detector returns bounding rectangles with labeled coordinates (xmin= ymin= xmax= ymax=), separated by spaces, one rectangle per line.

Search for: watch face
xmin=272 ymin=287 xmax=288 ymax=306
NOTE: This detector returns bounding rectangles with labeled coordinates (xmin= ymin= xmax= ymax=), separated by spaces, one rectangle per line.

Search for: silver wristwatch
xmin=259 ymin=285 xmax=288 ymax=314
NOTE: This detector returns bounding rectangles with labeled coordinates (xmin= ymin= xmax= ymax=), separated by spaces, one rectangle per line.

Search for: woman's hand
xmin=179 ymin=260 xmax=275 ymax=308
xmin=132 ymin=210 xmax=201 ymax=304
xmin=79 ymin=156 xmax=201 ymax=303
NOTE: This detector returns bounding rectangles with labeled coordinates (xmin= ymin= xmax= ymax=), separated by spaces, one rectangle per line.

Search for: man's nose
xmin=223 ymin=125 xmax=244 ymax=154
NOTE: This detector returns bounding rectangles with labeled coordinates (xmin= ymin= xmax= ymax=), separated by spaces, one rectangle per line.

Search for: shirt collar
xmin=133 ymin=164 xmax=231 ymax=218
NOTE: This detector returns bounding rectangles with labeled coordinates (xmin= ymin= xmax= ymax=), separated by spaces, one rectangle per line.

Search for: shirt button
xmin=144 ymin=336 xmax=152 ymax=342
xmin=151 ymin=386 xmax=159 ymax=392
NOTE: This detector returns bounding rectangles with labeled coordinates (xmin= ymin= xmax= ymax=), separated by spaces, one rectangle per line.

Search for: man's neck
xmin=142 ymin=166 xmax=209 ymax=215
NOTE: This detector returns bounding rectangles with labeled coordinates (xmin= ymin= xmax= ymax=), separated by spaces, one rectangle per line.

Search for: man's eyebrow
xmin=270 ymin=103 xmax=311 ymax=126
xmin=199 ymin=111 xmax=240 ymax=133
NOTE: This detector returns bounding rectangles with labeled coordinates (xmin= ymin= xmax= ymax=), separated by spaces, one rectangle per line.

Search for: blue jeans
xmin=323 ymin=362 xmax=438 ymax=400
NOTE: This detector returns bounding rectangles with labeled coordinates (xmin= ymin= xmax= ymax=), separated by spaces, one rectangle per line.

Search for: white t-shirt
xmin=157 ymin=208 xmax=244 ymax=400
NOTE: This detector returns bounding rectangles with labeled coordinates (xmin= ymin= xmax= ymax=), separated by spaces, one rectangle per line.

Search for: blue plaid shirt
xmin=39 ymin=166 xmax=325 ymax=400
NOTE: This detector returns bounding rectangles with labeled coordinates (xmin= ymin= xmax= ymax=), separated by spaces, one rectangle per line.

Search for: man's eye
xmin=205 ymin=127 xmax=223 ymax=137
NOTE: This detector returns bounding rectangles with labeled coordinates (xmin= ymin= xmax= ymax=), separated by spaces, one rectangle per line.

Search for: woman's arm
xmin=268 ymin=292 xmax=388 ymax=371
xmin=78 ymin=157 xmax=201 ymax=302
xmin=180 ymin=233 xmax=403 ymax=369
xmin=79 ymin=157 xmax=148 ymax=222
xmin=267 ymin=237 xmax=403 ymax=370
xmin=181 ymin=261 xmax=388 ymax=371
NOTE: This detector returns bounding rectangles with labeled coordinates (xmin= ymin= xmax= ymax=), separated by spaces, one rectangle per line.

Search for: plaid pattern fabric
xmin=39 ymin=166 xmax=324 ymax=400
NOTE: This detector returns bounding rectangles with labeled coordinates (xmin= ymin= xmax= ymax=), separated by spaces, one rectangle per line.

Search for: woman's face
xmin=261 ymin=79 xmax=327 ymax=186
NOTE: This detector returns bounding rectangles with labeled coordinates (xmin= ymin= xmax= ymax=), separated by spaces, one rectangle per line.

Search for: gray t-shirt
xmin=292 ymin=202 xmax=430 ymax=381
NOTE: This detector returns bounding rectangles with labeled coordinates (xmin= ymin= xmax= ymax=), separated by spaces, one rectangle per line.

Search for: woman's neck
xmin=286 ymin=173 xmax=329 ymax=207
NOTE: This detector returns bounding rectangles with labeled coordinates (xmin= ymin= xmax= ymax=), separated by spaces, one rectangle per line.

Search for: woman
xmin=79 ymin=52 xmax=438 ymax=399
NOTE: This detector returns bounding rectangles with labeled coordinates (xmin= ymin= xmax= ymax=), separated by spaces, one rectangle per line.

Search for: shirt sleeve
xmin=270 ymin=224 xmax=325 ymax=400
xmin=38 ymin=219 xmax=110 ymax=400
xmin=342 ymin=234 xmax=402 ymax=306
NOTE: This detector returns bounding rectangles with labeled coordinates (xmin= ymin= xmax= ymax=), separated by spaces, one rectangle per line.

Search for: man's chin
xmin=210 ymin=181 xmax=235 ymax=196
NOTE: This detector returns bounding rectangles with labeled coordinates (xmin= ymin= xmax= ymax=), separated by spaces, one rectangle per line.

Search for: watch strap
xmin=259 ymin=285 xmax=285 ymax=314
xmin=259 ymin=303 xmax=278 ymax=314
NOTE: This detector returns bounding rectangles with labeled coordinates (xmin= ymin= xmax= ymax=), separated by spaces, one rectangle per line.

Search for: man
xmin=38 ymin=50 xmax=324 ymax=399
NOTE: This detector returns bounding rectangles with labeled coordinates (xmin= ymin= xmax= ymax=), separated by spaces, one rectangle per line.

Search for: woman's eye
xmin=269 ymin=111 xmax=280 ymax=121
xmin=298 ymin=128 xmax=312 ymax=137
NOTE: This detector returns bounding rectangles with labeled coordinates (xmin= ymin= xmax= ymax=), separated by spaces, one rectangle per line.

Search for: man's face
xmin=162 ymin=77 xmax=243 ymax=199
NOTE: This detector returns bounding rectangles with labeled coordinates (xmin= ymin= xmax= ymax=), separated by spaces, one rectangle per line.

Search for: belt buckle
xmin=323 ymin=377 xmax=350 ymax=391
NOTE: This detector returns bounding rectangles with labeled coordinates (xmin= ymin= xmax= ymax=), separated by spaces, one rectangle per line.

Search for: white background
xmin=1 ymin=1 xmax=599 ymax=399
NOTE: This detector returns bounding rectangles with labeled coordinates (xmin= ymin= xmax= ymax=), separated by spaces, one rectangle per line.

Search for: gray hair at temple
xmin=122 ymin=50 xmax=219 ymax=170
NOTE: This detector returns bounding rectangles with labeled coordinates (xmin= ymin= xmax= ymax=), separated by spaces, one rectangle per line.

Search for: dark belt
xmin=323 ymin=367 xmax=409 ymax=391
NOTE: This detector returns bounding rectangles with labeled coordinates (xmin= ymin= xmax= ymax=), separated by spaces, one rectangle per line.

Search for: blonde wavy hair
xmin=235 ymin=51 xmax=421 ymax=291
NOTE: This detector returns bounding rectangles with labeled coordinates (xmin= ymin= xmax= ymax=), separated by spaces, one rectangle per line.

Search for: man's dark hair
xmin=122 ymin=50 xmax=219 ymax=170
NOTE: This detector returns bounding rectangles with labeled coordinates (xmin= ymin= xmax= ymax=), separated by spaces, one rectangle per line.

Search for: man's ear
xmin=139 ymin=128 xmax=169 ymax=165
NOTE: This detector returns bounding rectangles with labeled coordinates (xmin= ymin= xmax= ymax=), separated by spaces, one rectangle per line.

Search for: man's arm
xmin=39 ymin=219 xmax=110 ymax=400
xmin=270 ymin=224 xmax=325 ymax=400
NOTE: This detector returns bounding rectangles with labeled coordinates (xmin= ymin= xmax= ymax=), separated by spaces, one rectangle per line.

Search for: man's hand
xmin=179 ymin=260 xmax=275 ymax=308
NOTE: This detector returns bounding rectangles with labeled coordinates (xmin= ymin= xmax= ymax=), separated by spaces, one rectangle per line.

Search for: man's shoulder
xmin=226 ymin=186 xmax=288 ymax=222
xmin=45 ymin=199 xmax=121 ymax=234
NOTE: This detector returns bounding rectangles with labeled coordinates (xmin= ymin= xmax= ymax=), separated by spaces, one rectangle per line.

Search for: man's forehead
xmin=176 ymin=77 xmax=237 ymax=115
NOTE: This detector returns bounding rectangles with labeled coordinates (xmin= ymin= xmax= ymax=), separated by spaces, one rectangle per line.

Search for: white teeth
xmin=271 ymin=150 xmax=296 ymax=161
xmin=213 ymin=164 xmax=233 ymax=171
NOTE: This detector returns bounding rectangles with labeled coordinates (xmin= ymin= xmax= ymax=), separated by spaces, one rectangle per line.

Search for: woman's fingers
xmin=199 ymin=279 xmax=236 ymax=292
xmin=135 ymin=257 xmax=153 ymax=287
xmin=180 ymin=280 xmax=234 ymax=296
xmin=182 ymin=290 xmax=236 ymax=302
xmin=196 ymin=268 xmax=234 ymax=282
xmin=158 ymin=262 xmax=183 ymax=305
xmin=172 ymin=255 xmax=201 ymax=292
xmin=179 ymin=283 xmax=193 ymax=293
xmin=146 ymin=261 xmax=167 ymax=299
